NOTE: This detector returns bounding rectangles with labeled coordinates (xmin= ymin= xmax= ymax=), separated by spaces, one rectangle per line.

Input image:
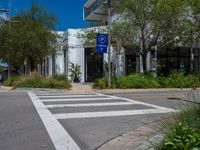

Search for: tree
xmin=0 ymin=21 xmax=24 ymax=77
xmin=78 ymin=26 xmax=108 ymax=50
xmin=114 ymin=0 xmax=185 ymax=73
xmin=177 ymin=0 xmax=200 ymax=72
xmin=0 ymin=2 xmax=58 ymax=75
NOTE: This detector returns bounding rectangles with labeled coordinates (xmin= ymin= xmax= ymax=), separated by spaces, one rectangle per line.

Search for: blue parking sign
xmin=96 ymin=34 xmax=108 ymax=53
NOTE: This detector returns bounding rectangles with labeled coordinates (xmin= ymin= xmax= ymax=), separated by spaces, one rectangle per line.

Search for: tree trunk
xmin=146 ymin=51 xmax=151 ymax=71
xmin=139 ymin=53 xmax=144 ymax=73
xmin=142 ymin=52 xmax=147 ymax=73
xmin=190 ymin=47 xmax=194 ymax=72
xmin=152 ymin=45 xmax=158 ymax=77
xmin=29 ymin=56 xmax=37 ymax=75
xmin=8 ymin=62 xmax=11 ymax=80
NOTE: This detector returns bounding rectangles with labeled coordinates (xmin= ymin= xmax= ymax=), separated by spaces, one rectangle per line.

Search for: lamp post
xmin=107 ymin=0 xmax=111 ymax=87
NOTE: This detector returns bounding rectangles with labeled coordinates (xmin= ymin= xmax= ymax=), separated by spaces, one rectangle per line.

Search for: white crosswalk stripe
xmin=38 ymin=94 xmax=103 ymax=98
xmin=29 ymin=91 xmax=177 ymax=150
xmin=41 ymin=97 xmax=116 ymax=102
xmin=46 ymin=102 xmax=134 ymax=108
xmin=54 ymin=108 xmax=176 ymax=119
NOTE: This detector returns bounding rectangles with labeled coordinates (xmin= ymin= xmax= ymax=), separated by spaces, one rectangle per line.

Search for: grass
xmin=157 ymin=104 xmax=200 ymax=150
xmin=2 ymin=74 xmax=71 ymax=89
xmin=94 ymin=72 xmax=200 ymax=89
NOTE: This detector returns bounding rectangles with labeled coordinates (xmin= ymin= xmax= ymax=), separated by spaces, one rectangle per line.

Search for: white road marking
xmin=28 ymin=92 xmax=81 ymax=150
xmin=97 ymin=93 xmax=173 ymax=110
xmin=41 ymin=97 xmax=116 ymax=102
xmin=35 ymin=92 xmax=98 ymax=96
xmin=46 ymin=102 xmax=135 ymax=108
xmin=54 ymin=108 xmax=177 ymax=119
xmin=38 ymin=95 xmax=103 ymax=98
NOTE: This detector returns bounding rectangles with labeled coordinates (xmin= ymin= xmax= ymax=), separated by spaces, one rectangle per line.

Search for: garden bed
xmin=94 ymin=72 xmax=200 ymax=89
xmin=157 ymin=104 xmax=200 ymax=149
xmin=2 ymin=74 xmax=71 ymax=89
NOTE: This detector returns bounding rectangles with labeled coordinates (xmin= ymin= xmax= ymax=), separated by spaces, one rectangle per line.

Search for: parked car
xmin=0 ymin=69 xmax=19 ymax=82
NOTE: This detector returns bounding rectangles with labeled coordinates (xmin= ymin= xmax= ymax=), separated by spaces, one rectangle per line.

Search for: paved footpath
xmin=28 ymin=91 xmax=177 ymax=150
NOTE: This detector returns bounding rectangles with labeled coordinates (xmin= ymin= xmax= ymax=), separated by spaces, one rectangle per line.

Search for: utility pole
xmin=107 ymin=0 xmax=111 ymax=87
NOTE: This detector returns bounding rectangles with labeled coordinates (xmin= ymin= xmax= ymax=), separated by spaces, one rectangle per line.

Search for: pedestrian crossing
xmin=31 ymin=91 xmax=176 ymax=119
xmin=28 ymin=91 xmax=176 ymax=150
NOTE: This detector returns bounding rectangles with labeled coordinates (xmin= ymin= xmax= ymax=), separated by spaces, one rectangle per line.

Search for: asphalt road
xmin=0 ymin=92 xmax=55 ymax=150
xmin=0 ymin=89 xmax=197 ymax=150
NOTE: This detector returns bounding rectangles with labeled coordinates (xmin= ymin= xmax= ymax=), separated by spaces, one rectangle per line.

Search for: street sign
xmin=96 ymin=33 xmax=108 ymax=53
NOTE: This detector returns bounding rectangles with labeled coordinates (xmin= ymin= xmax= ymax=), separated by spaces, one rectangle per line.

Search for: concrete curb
xmin=95 ymin=88 xmax=197 ymax=94
xmin=64 ymin=90 xmax=95 ymax=93
xmin=7 ymin=87 xmax=197 ymax=94
xmin=10 ymin=87 xmax=95 ymax=93
xmin=1 ymin=86 xmax=14 ymax=91
xmin=14 ymin=87 xmax=68 ymax=92
xmin=97 ymin=122 xmax=164 ymax=150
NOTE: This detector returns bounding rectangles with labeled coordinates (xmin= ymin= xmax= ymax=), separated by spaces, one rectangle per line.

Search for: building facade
xmin=84 ymin=0 xmax=200 ymax=75
xmin=39 ymin=28 xmax=120 ymax=83
xmin=39 ymin=0 xmax=200 ymax=83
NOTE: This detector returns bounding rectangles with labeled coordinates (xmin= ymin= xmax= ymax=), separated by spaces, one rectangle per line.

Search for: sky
xmin=0 ymin=0 xmax=89 ymax=31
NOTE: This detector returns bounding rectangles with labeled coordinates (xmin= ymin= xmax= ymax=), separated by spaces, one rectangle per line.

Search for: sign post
xmin=96 ymin=33 xmax=108 ymax=53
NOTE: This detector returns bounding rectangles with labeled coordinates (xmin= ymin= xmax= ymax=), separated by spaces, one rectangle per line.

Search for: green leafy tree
xmin=0 ymin=2 xmax=58 ymax=75
xmin=78 ymin=26 xmax=108 ymax=50
xmin=177 ymin=0 xmax=200 ymax=72
xmin=113 ymin=0 xmax=185 ymax=73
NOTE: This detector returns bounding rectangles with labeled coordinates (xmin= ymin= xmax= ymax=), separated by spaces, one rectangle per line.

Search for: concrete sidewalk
xmin=70 ymin=83 xmax=94 ymax=92
xmin=68 ymin=83 xmax=195 ymax=94
xmin=98 ymin=122 xmax=164 ymax=150
xmin=96 ymin=88 xmax=195 ymax=94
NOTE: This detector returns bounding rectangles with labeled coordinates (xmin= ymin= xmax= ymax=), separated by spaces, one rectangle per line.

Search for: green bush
xmin=158 ymin=106 xmax=200 ymax=150
xmin=2 ymin=76 xmax=20 ymax=86
xmin=93 ymin=78 xmax=107 ymax=89
xmin=94 ymin=72 xmax=200 ymax=89
xmin=3 ymin=75 xmax=71 ymax=89
xmin=52 ymin=74 xmax=67 ymax=81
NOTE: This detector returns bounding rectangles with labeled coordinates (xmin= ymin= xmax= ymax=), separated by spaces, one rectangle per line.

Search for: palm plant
xmin=69 ymin=62 xmax=81 ymax=82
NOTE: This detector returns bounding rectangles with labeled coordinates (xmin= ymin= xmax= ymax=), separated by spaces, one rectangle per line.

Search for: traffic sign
xmin=96 ymin=33 xmax=108 ymax=53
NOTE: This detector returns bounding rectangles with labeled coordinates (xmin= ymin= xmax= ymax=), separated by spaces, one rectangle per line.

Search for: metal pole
xmin=117 ymin=40 xmax=120 ymax=83
xmin=108 ymin=0 xmax=111 ymax=87
xmin=8 ymin=7 xmax=11 ymax=80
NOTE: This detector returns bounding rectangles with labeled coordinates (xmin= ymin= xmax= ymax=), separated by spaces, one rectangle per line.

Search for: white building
xmin=83 ymin=0 xmax=200 ymax=74
xmin=39 ymin=27 xmax=121 ymax=83
xmin=39 ymin=0 xmax=200 ymax=81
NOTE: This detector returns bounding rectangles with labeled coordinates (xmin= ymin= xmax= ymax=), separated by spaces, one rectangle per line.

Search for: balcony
xmin=84 ymin=0 xmax=108 ymax=21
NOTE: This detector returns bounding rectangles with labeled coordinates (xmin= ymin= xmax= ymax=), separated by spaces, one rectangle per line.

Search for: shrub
xmin=158 ymin=105 xmax=200 ymax=150
xmin=69 ymin=62 xmax=81 ymax=82
xmin=93 ymin=72 xmax=200 ymax=89
xmin=2 ymin=75 xmax=71 ymax=89
xmin=52 ymin=74 xmax=67 ymax=81
xmin=2 ymin=76 xmax=20 ymax=86
xmin=93 ymin=78 xmax=107 ymax=89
